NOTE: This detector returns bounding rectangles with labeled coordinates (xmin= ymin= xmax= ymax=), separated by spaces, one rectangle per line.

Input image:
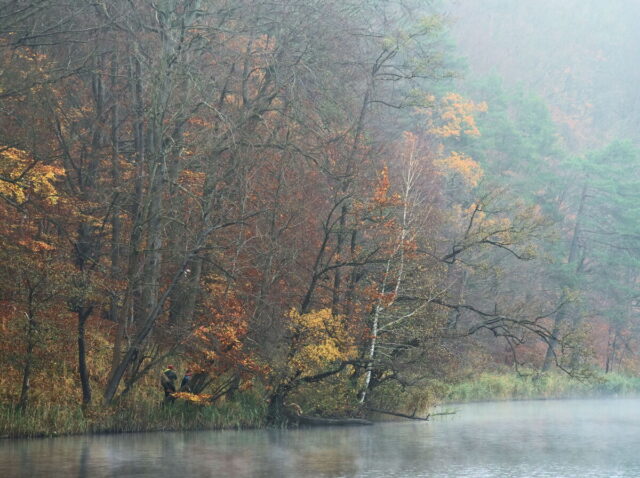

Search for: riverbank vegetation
xmin=447 ymin=372 xmax=640 ymax=404
xmin=1 ymin=389 xmax=267 ymax=438
xmin=2 ymin=0 xmax=640 ymax=438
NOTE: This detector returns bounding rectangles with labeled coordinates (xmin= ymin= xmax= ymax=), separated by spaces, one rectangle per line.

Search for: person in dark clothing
xmin=161 ymin=365 xmax=178 ymax=403
xmin=180 ymin=369 xmax=193 ymax=392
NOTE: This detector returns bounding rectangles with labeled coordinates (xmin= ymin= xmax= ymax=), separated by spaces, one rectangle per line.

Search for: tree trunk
xmin=17 ymin=311 xmax=36 ymax=411
xmin=169 ymin=256 xmax=202 ymax=327
xmin=266 ymin=384 xmax=292 ymax=426
xmin=542 ymin=183 xmax=587 ymax=370
xmin=542 ymin=305 xmax=567 ymax=371
xmin=104 ymin=257 xmax=191 ymax=403
xmin=78 ymin=307 xmax=93 ymax=405
xmin=17 ymin=350 xmax=33 ymax=412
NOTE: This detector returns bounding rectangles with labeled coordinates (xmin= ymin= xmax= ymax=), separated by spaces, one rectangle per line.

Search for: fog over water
xmin=2 ymin=398 xmax=640 ymax=477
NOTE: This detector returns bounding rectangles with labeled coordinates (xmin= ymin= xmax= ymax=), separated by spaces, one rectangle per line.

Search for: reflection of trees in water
xmin=0 ymin=428 xmax=364 ymax=477
xmin=78 ymin=443 xmax=89 ymax=478
xmin=298 ymin=449 xmax=358 ymax=476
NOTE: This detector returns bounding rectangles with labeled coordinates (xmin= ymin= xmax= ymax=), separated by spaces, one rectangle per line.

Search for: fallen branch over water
xmin=296 ymin=415 xmax=373 ymax=426
xmin=282 ymin=401 xmax=373 ymax=426
xmin=365 ymin=407 xmax=457 ymax=421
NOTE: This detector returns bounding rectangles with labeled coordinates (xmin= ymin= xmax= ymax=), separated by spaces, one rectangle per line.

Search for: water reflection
xmin=2 ymin=398 xmax=640 ymax=477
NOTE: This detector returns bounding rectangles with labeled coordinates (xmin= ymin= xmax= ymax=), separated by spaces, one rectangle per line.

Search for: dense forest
xmin=2 ymin=0 xmax=640 ymax=435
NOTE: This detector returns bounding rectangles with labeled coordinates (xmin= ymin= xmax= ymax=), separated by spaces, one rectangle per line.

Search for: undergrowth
xmin=0 ymin=389 xmax=267 ymax=439
xmin=445 ymin=371 xmax=640 ymax=403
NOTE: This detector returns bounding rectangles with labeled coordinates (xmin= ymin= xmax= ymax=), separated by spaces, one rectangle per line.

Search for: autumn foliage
xmin=0 ymin=0 xmax=635 ymax=433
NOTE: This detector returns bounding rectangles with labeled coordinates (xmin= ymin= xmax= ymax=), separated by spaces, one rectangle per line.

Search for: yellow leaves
xmin=172 ymin=392 xmax=213 ymax=404
xmin=407 ymin=93 xmax=487 ymax=189
xmin=0 ymin=147 xmax=63 ymax=204
xmin=287 ymin=308 xmax=357 ymax=376
xmin=435 ymin=151 xmax=483 ymax=187
xmin=424 ymin=93 xmax=487 ymax=138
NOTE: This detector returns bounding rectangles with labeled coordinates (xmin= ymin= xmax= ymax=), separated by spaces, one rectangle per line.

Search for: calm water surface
xmin=1 ymin=398 xmax=640 ymax=477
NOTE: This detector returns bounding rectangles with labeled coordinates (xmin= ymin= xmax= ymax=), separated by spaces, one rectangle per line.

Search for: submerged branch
xmin=365 ymin=407 xmax=456 ymax=420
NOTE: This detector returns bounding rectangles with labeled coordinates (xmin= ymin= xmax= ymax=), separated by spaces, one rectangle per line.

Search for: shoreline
xmin=5 ymin=372 xmax=640 ymax=440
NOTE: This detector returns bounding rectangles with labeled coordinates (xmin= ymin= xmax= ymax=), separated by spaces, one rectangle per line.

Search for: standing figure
xmin=180 ymin=369 xmax=193 ymax=392
xmin=160 ymin=365 xmax=178 ymax=403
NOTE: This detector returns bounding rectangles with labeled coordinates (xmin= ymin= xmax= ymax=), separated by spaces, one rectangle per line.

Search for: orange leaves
xmin=18 ymin=240 xmax=56 ymax=252
xmin=426 ymin=93 xmax=488 ymax=138
xmin=202 ymin=280 xmax=247 ymax=326
xmin=186 ymin=275 xmax=263 ymax=382
xmin=372 ymin=165 xmax=402 ymax=207
xmin=373 ymin=166 xmax=391 ymax=204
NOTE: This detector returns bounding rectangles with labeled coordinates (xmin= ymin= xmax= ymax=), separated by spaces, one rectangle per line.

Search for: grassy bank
xmin=0 ymin=391 xmax=267 ymax=439
xmin=6 ymin=371 xmax=640 ymax=438
xmin=445 ymin=371 xmax=640 ymax=403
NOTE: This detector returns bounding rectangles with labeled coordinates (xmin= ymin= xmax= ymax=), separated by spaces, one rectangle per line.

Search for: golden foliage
xmin=0 ymin=147 xmax=62 ymax=204
xmin=427 ymin=93 xmax=488 ymax=138
xmin=287 ymin=308 xmax=357 ymax=376
xmin=172 ymin=392 xmax=213 ymax=404
xmin=411 ymin=93 xmax=488 ymax=188
xmin=435 ymin=151 xmax=483 ymax=187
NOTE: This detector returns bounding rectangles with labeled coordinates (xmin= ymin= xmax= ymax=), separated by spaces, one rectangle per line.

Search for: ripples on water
xmin=1 ymin=398 xmax=640 ymax=477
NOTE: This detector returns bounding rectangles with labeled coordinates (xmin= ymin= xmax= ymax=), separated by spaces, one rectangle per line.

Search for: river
xmin=1 ymin=398 xmax=639 ymax=477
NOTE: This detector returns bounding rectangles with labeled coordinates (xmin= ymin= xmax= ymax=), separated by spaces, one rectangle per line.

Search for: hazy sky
xmin=447 ymin=0 xmax=640 ymax=149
